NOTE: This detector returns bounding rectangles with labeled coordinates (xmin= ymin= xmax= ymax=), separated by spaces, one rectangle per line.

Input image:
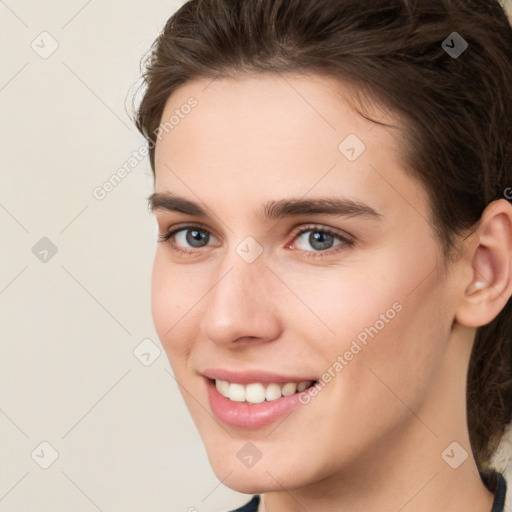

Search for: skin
xmin=149 ymin=72 xmax=512 ymax=512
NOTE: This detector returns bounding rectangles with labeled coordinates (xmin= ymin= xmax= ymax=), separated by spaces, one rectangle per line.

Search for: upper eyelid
xmin=294 ymin=224 xmax=352 ymax=238
xmin=163 ymin=223 xmax=353 ymax=244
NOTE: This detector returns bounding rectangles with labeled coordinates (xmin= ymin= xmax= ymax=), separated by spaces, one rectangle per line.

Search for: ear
xmin=455 ymin=199 xmax=512 ymax=328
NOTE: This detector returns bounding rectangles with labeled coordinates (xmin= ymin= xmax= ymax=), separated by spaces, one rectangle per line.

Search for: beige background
xmin=1 ymin=1 xmax=511 ymax=511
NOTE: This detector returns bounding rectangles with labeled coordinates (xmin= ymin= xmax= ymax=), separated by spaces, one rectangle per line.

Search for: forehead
xmin=152 ymin=72 xmax=427 ymax=224
xmin=156 ymin=72 xmax=398 ymax=163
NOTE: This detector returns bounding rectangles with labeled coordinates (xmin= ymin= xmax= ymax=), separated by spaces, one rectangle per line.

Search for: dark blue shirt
xmin=228 ymin=470 xmax=507 ymax=512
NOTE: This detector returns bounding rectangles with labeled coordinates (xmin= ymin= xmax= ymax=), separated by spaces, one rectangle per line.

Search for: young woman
xmin=134 ymin=1 xmax=512 ymax=510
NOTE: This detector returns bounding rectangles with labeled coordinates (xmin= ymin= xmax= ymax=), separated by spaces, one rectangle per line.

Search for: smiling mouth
xmin=210 ymin=378 xmax=319 ymax=404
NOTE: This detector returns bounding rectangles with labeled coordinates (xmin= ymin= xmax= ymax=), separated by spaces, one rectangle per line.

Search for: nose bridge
xmin=200 ymin=244 xmax=280 ymax=345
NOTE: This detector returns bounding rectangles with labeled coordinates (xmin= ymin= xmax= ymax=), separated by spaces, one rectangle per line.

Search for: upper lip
xmin=202 ymin=368 xmax=319 ymax=385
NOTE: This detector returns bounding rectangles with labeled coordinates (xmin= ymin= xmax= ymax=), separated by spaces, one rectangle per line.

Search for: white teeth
xmin=245 ymin=383 xmax=266 ymax=404
xmin=215 ymin=379 xmax=230 ymax=396
xmin=215 ymin=379 xmax=314 ymax=403
xmin=228 ymin=383 xmax=245 ymax=402
xmin=265 ymin=383 xmax=282 ymax=401
xmin=281 ymin=382 xmax=297 ymax=396
xmin=297 ymin=381 xmax=310 ymax=392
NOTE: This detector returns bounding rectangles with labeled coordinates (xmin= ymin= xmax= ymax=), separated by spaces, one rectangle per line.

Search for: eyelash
xmin=157 ymin=223 xmax=355 ymax=260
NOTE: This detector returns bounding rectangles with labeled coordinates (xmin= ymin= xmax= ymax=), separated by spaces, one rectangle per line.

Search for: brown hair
xmin=134 ymin=0 xmax=512 ymax=467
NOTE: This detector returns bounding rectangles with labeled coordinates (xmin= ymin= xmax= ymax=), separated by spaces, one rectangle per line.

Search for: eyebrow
xmin=147 ymin=192 xmax=383 ymax=221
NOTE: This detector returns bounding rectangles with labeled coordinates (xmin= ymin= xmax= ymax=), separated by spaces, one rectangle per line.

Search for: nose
xmin=199 ymin=251 xmax=282 ymax=348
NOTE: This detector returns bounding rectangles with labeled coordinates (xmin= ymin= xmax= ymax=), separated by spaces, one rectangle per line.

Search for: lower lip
xmin=206 ymin=378 xmax=314 ymax=429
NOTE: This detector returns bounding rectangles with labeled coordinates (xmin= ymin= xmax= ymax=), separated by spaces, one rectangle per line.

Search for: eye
xmin=173 ymin=227 xmax=211 ymax=248
xmin=158 ymin=223 xmax=355 ymax=259
xmin=289 ymin=225 xmax=355 ymax=258
xmin=158 ymin=224 xmax=218 ymax=255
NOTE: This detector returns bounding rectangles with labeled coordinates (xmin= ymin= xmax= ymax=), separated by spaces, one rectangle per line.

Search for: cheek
xmin=150 ymin=253 xmax=193 ymax=361
xmin=285 ymin=263 xmax=404 ymax=355
xmin=296 ymin=249 xmax=449 ymax=397
xmin=341 ymin=292 xmax=450 ymax=450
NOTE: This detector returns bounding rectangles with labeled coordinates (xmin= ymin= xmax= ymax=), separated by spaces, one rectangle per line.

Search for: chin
xmin=223 ymin=477 xmax=269 ymax=495
xmin=218 ymin=468 xmax=288 ymax=495
xmin=206 ymin=450 xmax=315 ymax=494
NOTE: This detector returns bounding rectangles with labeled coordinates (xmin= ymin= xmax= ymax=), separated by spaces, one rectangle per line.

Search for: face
xmin=150 ymin=73 xmax=460 ymax=493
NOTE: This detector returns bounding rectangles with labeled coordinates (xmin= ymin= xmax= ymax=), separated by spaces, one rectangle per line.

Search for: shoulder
xmin=227 ymin=494 xmax=260 ymax=512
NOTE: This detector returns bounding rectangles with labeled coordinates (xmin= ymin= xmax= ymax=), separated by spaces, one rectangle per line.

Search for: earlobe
xmin=455 ymin=199 xmax=512 ymax=328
